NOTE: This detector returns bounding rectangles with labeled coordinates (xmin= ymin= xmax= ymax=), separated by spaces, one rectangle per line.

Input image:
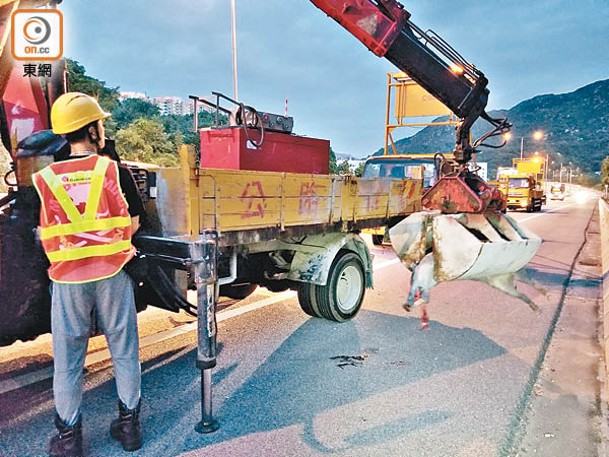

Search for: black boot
xmin=110 ymin=399 xmax=142 ymax=452
xmin=48 ymin=413 xmax=83 ymax=457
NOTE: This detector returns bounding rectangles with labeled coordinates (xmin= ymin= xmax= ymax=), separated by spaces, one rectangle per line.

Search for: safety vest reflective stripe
xmin=83 ymin=157 xmax=109 ymax=220
xmin=45 ymin=239 xmax=133 ymax=262
xmin=38 ymin=156 xmax=111 ymax=224
xmin=38 ymin=166 xmax=83 ymax=223
xmin=39 ymin=216 xmax=132 ymax=239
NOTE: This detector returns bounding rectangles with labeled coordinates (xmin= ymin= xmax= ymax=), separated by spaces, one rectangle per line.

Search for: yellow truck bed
xmin=149 ymin=164 xmax=422 ymax=247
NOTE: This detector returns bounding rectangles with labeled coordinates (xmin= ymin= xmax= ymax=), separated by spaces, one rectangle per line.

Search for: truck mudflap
xmin=389 ymin=210 xmax=541 ymax=282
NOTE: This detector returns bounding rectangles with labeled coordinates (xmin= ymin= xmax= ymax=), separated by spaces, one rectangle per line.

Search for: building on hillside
xmin=118 ymin=91 xmax=148 ymax=101
xmin=152 ymin=96 xmax=192 ymax=116
xmin=119 ymin=92 xmax=213 ymax=116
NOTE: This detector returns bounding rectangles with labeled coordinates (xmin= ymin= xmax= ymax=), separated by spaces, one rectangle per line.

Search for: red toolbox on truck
xmin=200 ymin=127 xmax=330 ymax=174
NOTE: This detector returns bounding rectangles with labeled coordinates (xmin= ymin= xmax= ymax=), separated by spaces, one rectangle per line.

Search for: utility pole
xmin=230 ymin=0 xmax=239 ymax=101
xmin=520 ymin=137 xmax=524 ymax=159
xmin=544 ymin=154 xmax=549 ymax=193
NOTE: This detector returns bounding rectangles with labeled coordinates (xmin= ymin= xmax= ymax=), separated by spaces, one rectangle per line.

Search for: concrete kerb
xmin=599 ymin=199 xmax=609 ymax=400
xmin=599 ymin=199 xmax=609 ymax=457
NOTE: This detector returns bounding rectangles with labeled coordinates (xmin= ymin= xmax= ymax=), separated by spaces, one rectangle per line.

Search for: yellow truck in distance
xmin=495 ymin=157 xmax=547 ymax=212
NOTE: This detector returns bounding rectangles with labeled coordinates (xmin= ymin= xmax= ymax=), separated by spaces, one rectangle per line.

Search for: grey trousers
xmin=51 ymin=270 xmax=141 ymax=426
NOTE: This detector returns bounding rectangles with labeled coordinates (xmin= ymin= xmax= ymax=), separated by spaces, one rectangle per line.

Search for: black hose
xmin=238 ymin=104 xmax=264 ymax=148
xmin=146 ymin=265 xmax=197 ymax=316
xmin=474 ymin=112 xmax=512 ymax=149
xmin=3 ymin=169 xmax=16 ymax=187
xmin=0 ymin=192 xmax=15 ymax=209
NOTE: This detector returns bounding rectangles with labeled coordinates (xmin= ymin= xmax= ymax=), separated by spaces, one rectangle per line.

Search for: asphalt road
xmin=0 ymin=190 xmax=601 ymax=457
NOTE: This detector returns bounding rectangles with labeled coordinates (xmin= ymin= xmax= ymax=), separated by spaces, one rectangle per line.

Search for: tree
xmin=115 ymin=118 xmax=178 ymax=166
xmin=65 ymin=58 xmax=120 ymax=113
xmin=601 ymin=156 xmax=609 ymax=186
xmin=354 ymin=162 xmax=365 ymax=177
xmin=112 ymin=98 xmax=160 ymax=130
xmin=329 ymin=147 xmax=338 ymax=174
xmin=337 ymin=160 xmax=351 ymax=174
xmin=161 ymin=114 xmax=197 ymax=149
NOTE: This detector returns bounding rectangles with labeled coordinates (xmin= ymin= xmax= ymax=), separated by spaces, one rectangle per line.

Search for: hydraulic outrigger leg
xmin=192 ymin=233 xmax=220 ymax=433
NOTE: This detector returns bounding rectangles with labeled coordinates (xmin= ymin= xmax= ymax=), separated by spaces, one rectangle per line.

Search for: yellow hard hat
xmin=51 ymin=92 xmax=111 ymax=134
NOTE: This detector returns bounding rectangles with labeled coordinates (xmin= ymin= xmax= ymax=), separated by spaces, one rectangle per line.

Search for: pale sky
xmin=59 ymin=0 xmax=609 ymax=158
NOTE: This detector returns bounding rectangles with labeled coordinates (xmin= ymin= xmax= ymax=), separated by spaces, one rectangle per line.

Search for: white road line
xmin=518 ymin=202 xmax=579 ymax=222
xmin=0 ymin=257 xmax=400 ymax=395
xmin=375 ymin=258 xmax=400 ymax=270
xmin=0 ymin=367 xmax=53 ymax=396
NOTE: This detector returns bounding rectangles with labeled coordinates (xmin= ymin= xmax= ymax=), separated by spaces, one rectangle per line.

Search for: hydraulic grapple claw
xmin=389 ymin=210 xmax=542 ymax=309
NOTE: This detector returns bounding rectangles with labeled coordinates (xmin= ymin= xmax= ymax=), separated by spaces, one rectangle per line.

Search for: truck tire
xmin=297 ymin=251 xmax=365 ymax=322
xmin=297 ymin=282 xmax=323 ymax=319
xmin=220 ymin=282 xmax=258 ymax=300
xmin=372 ymin=234 xmax=384 ymax=245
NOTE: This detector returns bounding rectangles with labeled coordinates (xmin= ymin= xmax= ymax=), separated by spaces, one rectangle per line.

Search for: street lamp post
xmin=559 ymin=164 xmax=574 ymax=184
xmin=505 ymin=131 xmax=544 ymax=159
xmin=524 ymin=130 xmax=544 ymax=159
xmin=544 ymin=153 xmax=549 ymax=192
xmin=230 ymin=0 xmax=239 ymax=101
xmin=520 ymin=137 xmax=524 ymax=159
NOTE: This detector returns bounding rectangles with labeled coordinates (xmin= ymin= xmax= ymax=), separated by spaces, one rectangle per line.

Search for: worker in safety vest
xmin=32 ymin=92 xmax=145 ymax=457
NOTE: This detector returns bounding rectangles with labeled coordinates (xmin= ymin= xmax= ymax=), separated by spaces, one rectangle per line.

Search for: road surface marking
xmin=519 ymin=202 xmax=578 ymax=222
xmin=375 ymin=258 xmax=400 ymax=270
xmin=0 ymin=258 xmax=400 ymax=395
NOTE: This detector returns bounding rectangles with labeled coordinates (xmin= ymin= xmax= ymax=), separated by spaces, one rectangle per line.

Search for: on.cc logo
xmin=11 ymin=9 xmax=63 ymax=61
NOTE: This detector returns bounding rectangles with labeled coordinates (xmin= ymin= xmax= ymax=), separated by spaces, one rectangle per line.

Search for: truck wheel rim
xmin=336 ymin=264 xmax=363 ymax=313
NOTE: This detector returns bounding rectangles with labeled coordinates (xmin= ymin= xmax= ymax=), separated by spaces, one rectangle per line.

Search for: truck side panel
xmin=199 ymin=170 xmax=285 ymax=232
xmin=197 ymin=170 xmax=422 ymax=236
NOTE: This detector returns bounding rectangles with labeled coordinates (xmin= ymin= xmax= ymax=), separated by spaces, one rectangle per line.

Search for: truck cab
xmin=360 ymin=153 xmax=446 ymax=244
xmin=495 ymin=158 xmax=546 ymax=212
xmin=361 ymin=153 xmax=444 ymax=187
xmin=506 ymin=175 xmax=536 ymax=210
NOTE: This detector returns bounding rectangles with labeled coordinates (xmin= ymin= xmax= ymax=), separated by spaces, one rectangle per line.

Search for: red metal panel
xmin=421 ymin=174 xmax=506 ymax=214
xmin=421 ymin=176 xmax=485 ymax=213
xmin=200 ymin=127 xmax=330 ymax=175
xmin=308 ymin=0 xmax=408 ymax=56
xmin=2 ymin=65 xmax=48 ymax=157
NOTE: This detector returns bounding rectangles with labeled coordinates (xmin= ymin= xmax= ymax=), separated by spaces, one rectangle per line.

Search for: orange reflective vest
xmin=32 ymin=155 xmax=135 ymax=284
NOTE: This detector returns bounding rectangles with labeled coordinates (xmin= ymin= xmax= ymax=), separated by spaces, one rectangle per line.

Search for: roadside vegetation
xmin=66 ymin=58 xmax=216 ymax=167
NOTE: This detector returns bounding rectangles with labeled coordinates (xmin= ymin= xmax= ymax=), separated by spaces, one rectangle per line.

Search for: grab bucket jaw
xmin=389 ymin=211 xmax=542 ymax=282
